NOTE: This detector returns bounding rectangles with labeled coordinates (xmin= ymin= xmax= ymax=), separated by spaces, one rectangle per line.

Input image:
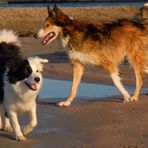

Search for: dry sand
xmin=0 ymin=6 xmax=148 ymax=148
xmin=0 ymin=6 xmax=141 ymax=36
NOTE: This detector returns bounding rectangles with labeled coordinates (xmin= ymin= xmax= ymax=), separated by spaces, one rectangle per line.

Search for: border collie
xmin=0 ymin=29 xmax=48 ymax=141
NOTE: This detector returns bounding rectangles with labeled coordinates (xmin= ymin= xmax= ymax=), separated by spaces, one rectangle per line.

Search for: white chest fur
xmin=68 ymin=50 xmax=96 ymax=65
xmin=61 ymin=36 xmax=70 ymax=48
xmin=3 ymin=79 xmax=38 ymax=112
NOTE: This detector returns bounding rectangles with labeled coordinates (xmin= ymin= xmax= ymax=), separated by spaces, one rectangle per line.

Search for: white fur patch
xmin=69 ymin=16 xmax=74 ymax=20
xmin=111 ymin=73 xmax=130 ymax=101
xmin=144 ymin=66 xmax=148 ymax=74
xmin=68 ymin=50 xmax=96 ymax=64
xmin=27 ymin=56 xmax=48 ymax=72
xmin=144 ymin=3 xmax=148 ymax=7
xmin=0 ymin=29 xmax=20 ymax=46
xmin=37 ymin=28 xmax=45 ymax=38
xmin=61 ymin=36 xmax=70 ymax=48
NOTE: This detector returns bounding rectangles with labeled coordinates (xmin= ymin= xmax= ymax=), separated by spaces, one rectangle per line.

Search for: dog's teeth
xmin=43 ymin=32 xmax=55 ymax=45
xmin=49 ymin=33 xmax=53 ymax=37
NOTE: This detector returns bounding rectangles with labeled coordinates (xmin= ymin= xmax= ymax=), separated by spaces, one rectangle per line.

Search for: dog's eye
xmin=36 ymin=70 xmax=39 ymax=73
xmin=46 ymin=24 xmax=49 ymax=27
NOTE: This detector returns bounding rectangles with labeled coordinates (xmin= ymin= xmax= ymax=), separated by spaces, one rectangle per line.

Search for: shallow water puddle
xmin=34 ymin=127 xmax=66 ymax=135
xmin=39 ymin=79 xmax=148 ymax=101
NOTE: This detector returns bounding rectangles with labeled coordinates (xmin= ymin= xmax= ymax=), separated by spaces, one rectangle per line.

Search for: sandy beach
xmin=0 ymin=5 xmax=148 ymax=148
xmin=0 ymin=35 xmax=147 ymax=148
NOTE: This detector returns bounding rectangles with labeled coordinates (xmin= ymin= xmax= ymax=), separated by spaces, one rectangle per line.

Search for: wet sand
xmin=0 ymin=6 xmax=148 ymax=148
xmin=1 ymin=97 xmax=148 ymax=148
xmin=0 ymin=36 xmax=148 ymax=148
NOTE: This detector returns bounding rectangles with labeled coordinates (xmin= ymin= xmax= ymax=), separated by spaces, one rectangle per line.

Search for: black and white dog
xmin=0 ymin=29 xmax=48 ymax=141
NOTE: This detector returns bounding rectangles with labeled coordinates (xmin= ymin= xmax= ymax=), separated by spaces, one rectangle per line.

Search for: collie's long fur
xmin=36 ymin=5 xmax=148 ymax=107
xmin=0 ymin=29 xmax=48 ymax=141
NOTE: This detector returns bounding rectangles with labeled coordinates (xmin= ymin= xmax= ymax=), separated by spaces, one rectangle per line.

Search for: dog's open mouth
xmin=42 ymin=32 xmax=55 ymax=45
xmin=25 ymin=82 xmax=37 ymax=91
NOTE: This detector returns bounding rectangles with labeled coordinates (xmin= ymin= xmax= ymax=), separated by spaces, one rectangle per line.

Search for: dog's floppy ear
xmin=47 ymin=6 xmax=53 ymax=17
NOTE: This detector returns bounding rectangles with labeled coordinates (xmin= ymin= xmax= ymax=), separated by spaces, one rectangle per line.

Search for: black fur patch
xmin=101 ymin=21 xmax=123 ymax=38
xmin=0 ymin=42 xmax=21 ymax=61
xmin=5 ymin=112 xmax=8 ymax=118
xmin=84 ymin=23 xmax=100 ymax=41
xmin=8 ymin=59 xmax=32 ymax=84
xmin=54 ymin=17 xmax=73 ymax=27
xmin=83 ymin=22 xmax=123 ymax=41
xmin=0 ymin=42 xmax=21 ymax=103
xmin=131 ymin=20 xmax=145 ymax=30
xmin=0 ymin=78 xmax=4 ymax=104
xmin=0 ymin=42 xmax=32 ymax=103
xmin=83 ymin=19 xmax=145 ymax=41
xmin=62 ymin=28 xmax=71 ymax=37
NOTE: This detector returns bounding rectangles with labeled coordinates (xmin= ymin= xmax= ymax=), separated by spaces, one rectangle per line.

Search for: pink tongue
xmin=31 ymin=84 xmax=37 ymax=90
xmin=43 ymin=32 xmax=54 ymax=45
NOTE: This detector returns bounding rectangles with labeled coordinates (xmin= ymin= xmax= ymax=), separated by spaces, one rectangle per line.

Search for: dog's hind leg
xmin=127 ymin=48 xmax=144 ymax=101
xmin=0 ymin=105 xmax=12 ymax=132
xmin=130 ymin=71 xmax=143 ymax=101
xmin=104 ymin=64 xmax=131 ymax=102
xmin=58 ymin=62 xmax=84 ymax=107
xmin=130 ymin=63 xmax=143 ymax=102
xmin=111 ymin=72 xmax=131 ymax=102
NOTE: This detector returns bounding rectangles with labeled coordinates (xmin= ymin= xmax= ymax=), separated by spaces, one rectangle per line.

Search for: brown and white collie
xmin=35 ymin=5 xmax=148 ymax=107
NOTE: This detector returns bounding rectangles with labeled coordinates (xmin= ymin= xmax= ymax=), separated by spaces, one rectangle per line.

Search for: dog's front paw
xmin=16 ymin=135 xmax=26 ymax=141
xmin=123 ymin=94 xmax=131 ymax=103
xmin=130 ymin=96 xmax=138 ymax=102
xmin=57 ymin=100 xmax=71 ymax=107
xmin=123 ymin=98 xmax=130 ymax=103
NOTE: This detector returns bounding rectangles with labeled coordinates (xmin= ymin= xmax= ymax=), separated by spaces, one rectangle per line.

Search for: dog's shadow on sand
xmin=0 ymin=130 xmax=15 ymax=141
xmin=37 ymin=97 xmax=123 ymax=107
xmin=75 ymin=97 xmax=123 ymax=105
xmin=82 ymin=97 xmax=123 ymax=104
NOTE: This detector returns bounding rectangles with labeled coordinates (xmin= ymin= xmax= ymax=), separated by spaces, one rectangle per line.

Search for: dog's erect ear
xmin=39 ymin=58 xmax=49 ymax=64
xmin=53 ymin=4 xmax=62 ymax=17
xmin=47 ymin=6 xmax=53 ymax=17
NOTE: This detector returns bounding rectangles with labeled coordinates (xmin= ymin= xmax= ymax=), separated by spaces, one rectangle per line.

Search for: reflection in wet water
xmin=41 ymin=114 xmax=56 ymax=120
xmin=39 ymin=79 xmax=148 ymax=100
xmin=34 ymin=127 xmax=66 ymax=135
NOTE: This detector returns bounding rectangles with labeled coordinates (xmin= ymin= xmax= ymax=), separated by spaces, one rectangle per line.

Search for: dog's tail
xmin=0 ymin=29 xmax=21 ymax=65
xmin=0 ymin=29 xmax=20 ymax=46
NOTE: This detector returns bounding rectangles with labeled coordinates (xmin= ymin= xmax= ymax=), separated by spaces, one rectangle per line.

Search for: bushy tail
xmin=0 ymin=29 xmax=20 ymax=46
xmin=0 ymin=29 xmax=21 ymax=63
xmin=142 ymin=3 xmax=148 ymax=19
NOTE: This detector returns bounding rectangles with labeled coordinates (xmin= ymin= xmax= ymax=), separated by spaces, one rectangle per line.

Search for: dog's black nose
xmin=34 ymin=77 xmax=40 ymax=83
xmin=34 ymin=34 xmax=38 ymax=39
